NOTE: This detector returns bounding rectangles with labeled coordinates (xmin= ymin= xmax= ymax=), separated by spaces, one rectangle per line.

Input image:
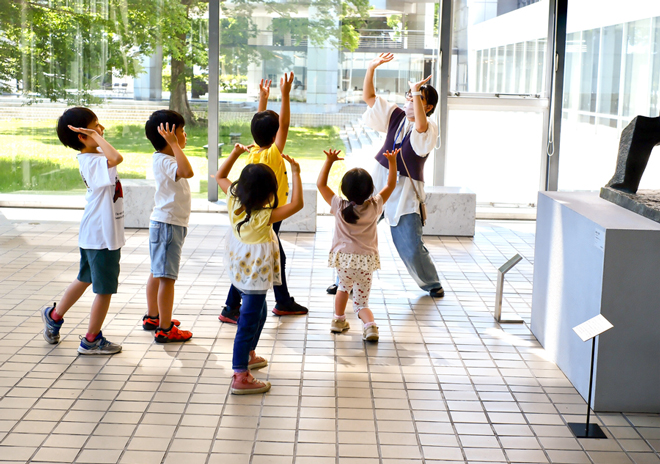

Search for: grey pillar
xmin=208 ymin=0 xmax=220 ymax=202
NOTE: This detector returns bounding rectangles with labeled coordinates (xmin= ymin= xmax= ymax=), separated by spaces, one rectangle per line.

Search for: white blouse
xmin=361 ymin=96 xmax=439 ymax=226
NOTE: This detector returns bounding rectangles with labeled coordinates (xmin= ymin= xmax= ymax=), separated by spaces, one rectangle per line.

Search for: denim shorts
xmin=78 ymin=248 xmax=121 ymax=295
xmin=149 ymin=221 xmax=187 ymax=280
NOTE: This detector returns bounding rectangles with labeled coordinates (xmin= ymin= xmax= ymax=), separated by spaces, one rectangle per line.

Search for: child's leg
xmin=249 ymin=297 xmax=268 ymax=353
xmin=352 ymin=271 xmax=375 ymax=324
xmin=233 ymin=292 xmax=267 ymax=372
xmin=146 ymin=273 xmax=159 ymax=318
xmin=87 ymin=294 xmax=112 ymax=338
xmin=335 ymin=268 xmax=354 ymax=317
xmin=157 ymin=277 xmax=175 ymax=329
xmin=55 ymin=279 xmax=92 ymax=317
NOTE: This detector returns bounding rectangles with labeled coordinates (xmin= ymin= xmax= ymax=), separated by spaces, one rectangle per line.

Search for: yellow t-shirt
xmin=246 ymin=144 xmax=288 ymax=207
xmin=228 ymin=194 xmax=273 ymax=245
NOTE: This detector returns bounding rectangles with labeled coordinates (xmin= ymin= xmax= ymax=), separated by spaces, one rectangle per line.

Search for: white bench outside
xmin=122 ymin=179 xmax=155 ymax=229
xmin=280 ymin=183 xmax=317 ymax=233
xmin=423 ymin=186 xmax=476 ymax=236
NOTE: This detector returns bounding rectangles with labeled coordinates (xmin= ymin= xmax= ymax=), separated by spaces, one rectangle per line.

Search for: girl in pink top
xmin=317 ymin=148 xmax=399 ymax=341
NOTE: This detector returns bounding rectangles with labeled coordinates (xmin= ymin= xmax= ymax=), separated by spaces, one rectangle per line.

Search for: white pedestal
xmin=531 ymin=191 xmax=660 ymax=412
xmin=280 ymin=184 xmax=317 ymax=233
xmin=423 ymin=186 xmax=476 ymax=236
xmin=122 ymin=179 xmax=155 ymax=229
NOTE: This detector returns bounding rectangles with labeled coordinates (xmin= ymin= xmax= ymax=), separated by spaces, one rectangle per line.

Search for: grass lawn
xmin=1 ymin=119 xmax=347 ymax=197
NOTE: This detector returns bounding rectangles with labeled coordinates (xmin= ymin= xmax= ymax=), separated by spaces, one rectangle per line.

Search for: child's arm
xmin=377 ymin=148 xmax=399 ymax=204
xmin=316 ymin=149 xmax=343 ymax=206
xmin=158 ymin=123 xmax=194 ymax=179
xmin=274 ymin=72 xmax=294 ymax=153
xmin=269 ymin=154 xmax=303 ymax=224
xmin=68 ymin=125 xmax=123 ymax=168
xmin=257 ymin=79 xmax=271 ymax=112
xmin=213 ymin=143 xmax=252 ymax=194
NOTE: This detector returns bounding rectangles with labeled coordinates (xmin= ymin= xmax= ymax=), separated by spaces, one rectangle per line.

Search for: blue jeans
xmin=225 ymin=221 xmax=291 ymax=308
xmin=390 ymin=213 xmax=441 ymax=292
xmin=232 ymin=291 xmax=268 ymax=372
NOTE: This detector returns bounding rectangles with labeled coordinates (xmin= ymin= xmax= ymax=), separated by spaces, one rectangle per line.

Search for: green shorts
xmin=77 ymin=248 xmax=121 ymax=295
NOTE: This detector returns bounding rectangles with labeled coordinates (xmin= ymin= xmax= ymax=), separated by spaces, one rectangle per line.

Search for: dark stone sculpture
xmin=600 ymin=116 xmax=660 ymax=223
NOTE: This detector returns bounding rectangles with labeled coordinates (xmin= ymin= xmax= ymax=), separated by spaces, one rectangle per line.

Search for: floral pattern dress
xmin=225 ymin=195 xmax=282 ymax=293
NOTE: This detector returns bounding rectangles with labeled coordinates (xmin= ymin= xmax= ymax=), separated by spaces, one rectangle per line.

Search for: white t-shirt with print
xmin=150 ymin=152 xmax=191 ymax=227
xmin=77 ymin=152 xmax=125 ymax=251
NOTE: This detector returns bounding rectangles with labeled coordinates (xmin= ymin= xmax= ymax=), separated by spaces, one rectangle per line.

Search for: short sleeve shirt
xmin=77 ymin=152 xmax=125 ymax=250
xmin=329 ymin=194 xmax=384 ymax=256
xmin=246 ymin=144 xmax=288 ymax=207
xmin=150 ymin=152 xmax=191 ymax=227
xmin=228 ymin=194 xmax=274 ymax=245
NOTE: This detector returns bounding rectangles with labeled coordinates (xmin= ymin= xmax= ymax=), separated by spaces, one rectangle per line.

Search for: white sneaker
xmin=363 ymin=325 xmax=379 ymax=342
xmin=330 ymin=318 xmax=350 ymax=333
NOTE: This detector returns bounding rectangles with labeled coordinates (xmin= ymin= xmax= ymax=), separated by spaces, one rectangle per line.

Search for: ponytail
xmin=341 ymin=201 xmax=359 ymax=224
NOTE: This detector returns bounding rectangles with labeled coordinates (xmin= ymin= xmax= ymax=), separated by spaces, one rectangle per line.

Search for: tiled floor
xmin=0 ymin=208 xmax=659 ymax=464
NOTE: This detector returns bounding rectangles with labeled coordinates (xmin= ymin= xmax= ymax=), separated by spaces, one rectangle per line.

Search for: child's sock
xmin=234 ymin=369 xmax=248 ymax=375
xmin=85 ymin=332 xmax=99 ymax=342
xmin=334 ymin=314 xmax=346 ymax=321
xmin=158 ymin=323 xmax=173 ymax=331
xmin=50 ymin=308 xmax=63 ymax=322
xmin=363 ymin=321 xmax=377 ymax=328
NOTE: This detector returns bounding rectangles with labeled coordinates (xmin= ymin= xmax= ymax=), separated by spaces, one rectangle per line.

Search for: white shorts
xmin=336 ymin=268 xmax=373 ymax=312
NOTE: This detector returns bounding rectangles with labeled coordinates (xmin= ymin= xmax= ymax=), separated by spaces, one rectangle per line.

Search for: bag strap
xmin=399 ymin=152 xmax=423 ymax=203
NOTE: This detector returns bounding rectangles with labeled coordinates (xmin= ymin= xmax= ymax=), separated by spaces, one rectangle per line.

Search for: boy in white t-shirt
xmin=142 ymin=110 xmax=194 ymax=343
xmin=41 ymin=107 xmax=124 ymax=355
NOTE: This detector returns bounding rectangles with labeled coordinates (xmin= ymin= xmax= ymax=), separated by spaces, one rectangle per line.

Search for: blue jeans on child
xmin=225 ymin=221 xmax=291 ymax=308
xmin=232 ymin=291 xmax=268 ymax=372
xmin=389 ymin=212 xmax=441 ymax=291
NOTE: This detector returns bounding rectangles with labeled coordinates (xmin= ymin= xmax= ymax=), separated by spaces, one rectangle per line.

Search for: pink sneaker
xmin=248 ymin=351 xmax=268 ymax=370
xmin=230 ymin=372 xmax=271 ymax=395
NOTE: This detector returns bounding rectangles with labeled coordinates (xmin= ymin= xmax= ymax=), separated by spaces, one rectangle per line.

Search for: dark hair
xmin=145 ymin=110 xmax=186 ymax=151
xmin=56 ymin=107 xmax=98 ymax=150
xmin=251 ymin=110 xmax=279 ymax=147
xmin=421 ymin=84 xmax=438 ymax=116
xmin=340 ymin=168 xmax=375 ymax=224
xmin=230 ymin=163 xmax=279 ymax=235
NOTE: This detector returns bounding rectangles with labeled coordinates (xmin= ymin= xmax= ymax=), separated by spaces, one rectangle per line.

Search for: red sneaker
xmin=230 ymin=372 xmax=271 ymax=395
xmin=248 ymin=351 xmax=268 ymax=370
xmin=142 ymin=315 xmax=181 ymax=331
xmin=154 ymin=324 xmax=192 ymax=343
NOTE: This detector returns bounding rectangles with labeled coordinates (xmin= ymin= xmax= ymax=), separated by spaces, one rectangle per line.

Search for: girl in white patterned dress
xmin=316 ymin=148 xmax=399 ymax=341
xmin=214 ymin=143 xmax=303 ymax=394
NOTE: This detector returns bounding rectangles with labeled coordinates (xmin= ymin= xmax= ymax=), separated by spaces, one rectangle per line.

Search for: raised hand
xmin=282 ymin=153 xmax=300 ymax=174
xmin=323 ymin=149 xmax=344 ymax=163
xmin=259 ymin=79 xmax=271 ymax=101
xmin=68 ymin=125 xmax=102 ymax=140
xmin=280 ymin=72 xmax=294 ymax=96
xmin=409 ymin=75 xmax=432 ymax=93
xmin=382 ymin=148 xmax=400 ymax=165
xmin=231 ymin=143 xmax=254 ymax=156
xmin=368 ymin=53 xmax=394 ymax=70
xmin=157 ymin=122 xmax=179 ymax=147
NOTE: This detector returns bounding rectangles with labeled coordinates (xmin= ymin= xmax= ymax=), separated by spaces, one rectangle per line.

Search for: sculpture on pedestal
xmin=600 ymin=115 xmax=660 ymax=223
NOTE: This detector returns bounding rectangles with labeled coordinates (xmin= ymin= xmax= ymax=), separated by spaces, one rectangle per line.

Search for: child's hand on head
xmin=323 ymin=149 xmax=344 ymax=163
xmin=259 ymin=79 xmax=271 ymax=100
xmin=158 ymin=123 xmax=179 ymax=147
xmin=280 ymin=72 xmax=294 ymax=96
xmin=68 ymin=125 xmax=102 ymax=139
xmin=282 ymin=154 xmax=300 ymax=174
xmin=382 ymin=148 xmax=400 ymax=165
xmin=232 ymin=143 xmax=253 ymax=156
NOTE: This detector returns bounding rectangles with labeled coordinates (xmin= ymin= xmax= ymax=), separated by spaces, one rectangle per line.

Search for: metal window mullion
xmin=207 ymin=0 xmax=220 ymax=202
xmin=434 ymin=0 xmax=452 ymax=187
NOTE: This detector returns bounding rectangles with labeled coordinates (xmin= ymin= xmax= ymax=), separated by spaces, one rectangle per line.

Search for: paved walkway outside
xmin=0 ymin=208 xmax=658 ymax=464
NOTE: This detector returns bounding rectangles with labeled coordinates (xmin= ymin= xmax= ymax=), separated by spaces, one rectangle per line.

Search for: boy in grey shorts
xmin=41 ymin=107 xmax=124 ymax=355
xmin=142 ymin=110 xmax=194 ymax=342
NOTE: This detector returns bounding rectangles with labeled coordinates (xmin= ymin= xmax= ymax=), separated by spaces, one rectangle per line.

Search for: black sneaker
xmin=272 ymin=298 xmax=308 ymax=316
xmin=429 ymin=287 xmax=445 ymax=298
xmin=219 ymin=305 xmax=240 ymax=324
xmin=326 ymin=284 xmax=338 ymax=295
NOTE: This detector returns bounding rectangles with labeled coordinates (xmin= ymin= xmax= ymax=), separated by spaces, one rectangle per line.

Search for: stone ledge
xmin=423 ymin=186 xmax=476 ymax=236
xmin=600 ymin=187 xmax=660 ymax=224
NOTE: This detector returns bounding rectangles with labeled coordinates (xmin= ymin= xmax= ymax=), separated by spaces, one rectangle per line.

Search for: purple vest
xmin=374 ymin=107 xmax=427 ymax=182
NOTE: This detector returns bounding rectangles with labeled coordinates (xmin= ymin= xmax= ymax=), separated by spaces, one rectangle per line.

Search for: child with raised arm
xmin=317 ymin=148 xmax=399 ymax=342
xmin=143 ymin=110 xmax=194 ymax=343
xmin=215 ymin=144 xmax=304 ymax=394
xmin=41 ymin=107 xmax=124 ymax=355
xmin=219 ymin=72 xmax=309 ymax=324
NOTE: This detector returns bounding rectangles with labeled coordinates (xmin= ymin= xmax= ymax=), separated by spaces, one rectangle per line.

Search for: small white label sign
xmin=594 ymin=227 xmax=605 ymax=251
xmin=573 ymin=314 xmax=613 ymax=342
